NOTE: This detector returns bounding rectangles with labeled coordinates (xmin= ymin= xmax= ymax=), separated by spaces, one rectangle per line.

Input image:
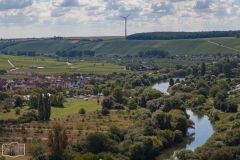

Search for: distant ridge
xmin=127 ymin=31 xmax=240 ymax=40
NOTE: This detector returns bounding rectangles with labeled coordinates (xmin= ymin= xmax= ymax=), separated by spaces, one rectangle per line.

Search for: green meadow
xmin=0 ymin=100 xmax=101 ymax=120
xmin=0 ymin=54 xmax=131 ymax=76
xmin=51 ymin=99 xmax=101 ymax=118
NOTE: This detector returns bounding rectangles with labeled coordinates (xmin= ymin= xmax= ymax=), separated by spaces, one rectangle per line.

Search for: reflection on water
xmin=152 ymin=78 xmax=185 ymax=95
xmin=156 ymin=109 xmax=214 ymax=160
xmin=153 ymin=80 xmax=214 ymax=160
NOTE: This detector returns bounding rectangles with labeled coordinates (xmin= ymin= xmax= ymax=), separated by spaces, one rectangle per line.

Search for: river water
xmin=152 ymin=79 xmax=214 ymax=160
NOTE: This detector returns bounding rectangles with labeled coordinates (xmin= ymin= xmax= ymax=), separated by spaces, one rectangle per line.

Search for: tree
xmin=0 ymin=91 xmax=9 ymax=101
xmin=169 ymin=78 xmax=174 ymax=86
xmin=13 ymin=95 xmax=23 ymax=108
xmin=86 ymin=132 xmax=109 ymax=154
xmin=29 ymin=93 xmax=39 ymax=109
xmin=112 ymin=86 xmax=123 ymax=103
xmin=175 ymin=149 xmax=201 ymax=160
xmin=223 ymin=63 xmax=232 ymax=78
xmin=38 ymin=92 xmax=51 ymax=121
xmin=192 ymin=65 xmax=198 ymax=77
xmin=101 ymin=96 xmax=114 ymax=109
xmin=201 ymin=62 xmax=206 ymax=76
xmin=47 ymin=123 xmax=68 ymax=159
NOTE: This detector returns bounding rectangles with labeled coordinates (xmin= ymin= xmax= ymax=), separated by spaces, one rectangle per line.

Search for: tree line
xmin=126 ymin=31 xmax=240 ymax=40
xmin=138 ymin=50 xmax=169 ymax=58
xmin=56 ymin=50 xmax=95 ymax=57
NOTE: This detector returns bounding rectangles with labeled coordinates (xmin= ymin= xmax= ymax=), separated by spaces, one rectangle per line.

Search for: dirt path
xmin=66 ymin=62 xmax=73 ymax=65
xmin=91 ymin=42 xmax=104 ymax=51
xmin=8 ymin=60 xmax=15 ymax=67
xmin=208 ymin=41 xmax=240 ymax=52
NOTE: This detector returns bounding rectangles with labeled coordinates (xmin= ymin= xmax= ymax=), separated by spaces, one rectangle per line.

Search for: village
xmin=0 ymin=72 xmax=117 ymax=91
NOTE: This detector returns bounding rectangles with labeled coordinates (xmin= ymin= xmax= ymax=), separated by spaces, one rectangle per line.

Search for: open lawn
xmin=0 ymin=54 xmax=131 ymax=76
xmin=51 ymin=99 xmax=102 ymax=118
xmin=0 ymin=106 xmax=29 ymax=120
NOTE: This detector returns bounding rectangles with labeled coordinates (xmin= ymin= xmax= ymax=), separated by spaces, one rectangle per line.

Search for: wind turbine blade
xmin=120 ymin=16 xmax=125 ymax=18
xmin=126 ymin=14 xmax=131 ymax=18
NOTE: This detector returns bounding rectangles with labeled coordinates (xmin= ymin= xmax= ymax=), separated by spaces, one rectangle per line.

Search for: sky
xmin=0 ymin=0 xmax=240 ymax=38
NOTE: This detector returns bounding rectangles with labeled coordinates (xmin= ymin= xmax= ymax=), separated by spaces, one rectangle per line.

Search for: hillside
xmin=1 ymin=37 xmax=240 ymax=55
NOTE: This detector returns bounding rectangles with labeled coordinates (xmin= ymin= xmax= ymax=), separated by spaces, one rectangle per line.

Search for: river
xmin=152 ymin=79 xmax=214 ymax=160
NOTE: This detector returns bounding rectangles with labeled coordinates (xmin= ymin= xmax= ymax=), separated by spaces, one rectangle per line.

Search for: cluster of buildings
xmin=0 ymin=73 xmax=117 ymax=91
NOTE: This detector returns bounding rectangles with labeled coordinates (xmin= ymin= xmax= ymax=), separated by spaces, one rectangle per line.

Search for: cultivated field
xmin=2 ymin=37 xmax=240 ymax=55
xmin=0 ymin=54 xmax=131 ymax=76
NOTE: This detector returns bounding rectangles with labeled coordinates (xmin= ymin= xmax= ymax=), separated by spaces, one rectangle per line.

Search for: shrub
xmin=15 ymin=107 xmax=21 ymax=115
xmin=79 ymin=108 xmax=86 ymax=115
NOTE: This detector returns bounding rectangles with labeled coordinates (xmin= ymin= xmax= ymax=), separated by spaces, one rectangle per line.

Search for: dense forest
xmin=127 ymin=31 xmax=240 ymax=40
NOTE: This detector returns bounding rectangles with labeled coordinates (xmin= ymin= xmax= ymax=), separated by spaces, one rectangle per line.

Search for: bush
xmin=15 ymin=107 xmax=21 ymax=115
xmin=79 ymin=108 xmax=86 ymax=115
xmin=102 ymin=108 xmax=110 ymax=116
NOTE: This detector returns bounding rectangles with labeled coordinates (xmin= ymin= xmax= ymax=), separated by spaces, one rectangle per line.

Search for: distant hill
xmin=126 ymin=31 xmax=240 ymax=40
xmin=1 ymin=37 xmax=240 ymax=56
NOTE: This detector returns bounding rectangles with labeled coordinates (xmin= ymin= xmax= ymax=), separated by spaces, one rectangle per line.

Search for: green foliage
xmin=197 ymin=95 xmax=206 ymax=105
xmin=175 ymin=149 xmax=201 ymax=160
xmin=101 ymin=96 xmax=114 ymax=109
xmin=47 ymin=123 xmax=68 ymax=159
xmin=15 ymin=107 xmax=21 ymax=115
xmin=86 ymin=132 xmax=113 ymax=154
xmin=112 ymin=86 xmax=123 ymax=103
xmin=169 ymin=78 xmax=174 ymax=86
xmin=102 ymin=108 xmax=110 ymax=116
xmin=38 ymin=92 xmax=51 ymax=121
xmin=201 ymin=62 xmax=206 ymax=76
xmin=80 ymin=152 xmax=99 ymax=160
xmin=128 ymin=98 xmax=137 ymax=110
xmin=50 ymin=94 xmax=65 ymax=107
xmin=157 ymin=129 xmax=174 ymax=149
xmin=13 ymin=95 xmax=23 ymax=108
xmin=153 ymin=111 xmax=172 ymax=130
xmin=174 ymin=130 xmax=183 ymax=143
xmin=29 ymin=145 xmax=45 ymax=158
xmin=79 ymin=108 xmax=86 ymax=115
xmin=0 ymin=91 xmax=9 ymax=101
xmin=29 ymin=93 xmax=39 ymax=109
xmin=195 ymin=79 xmax=209 ymax=90
xmin=225 ymin=129 xmax=240 ymax=146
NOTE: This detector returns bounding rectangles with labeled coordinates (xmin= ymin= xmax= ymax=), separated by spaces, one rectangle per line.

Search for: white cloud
xmin=0 ymin=0 xmax=240 ymax=38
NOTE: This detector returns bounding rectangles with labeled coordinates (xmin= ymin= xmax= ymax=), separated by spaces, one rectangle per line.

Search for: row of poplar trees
xmin=37 ymin=92 xmax=51 ymax=121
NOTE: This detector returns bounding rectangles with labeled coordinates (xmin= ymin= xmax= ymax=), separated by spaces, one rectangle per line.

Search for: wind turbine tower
xmin=120 ymin=14 xmax=130 ymax=37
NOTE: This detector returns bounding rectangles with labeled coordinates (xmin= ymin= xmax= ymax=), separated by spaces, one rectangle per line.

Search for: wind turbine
xmin=120 ymin=14 xmax=130 ymax=37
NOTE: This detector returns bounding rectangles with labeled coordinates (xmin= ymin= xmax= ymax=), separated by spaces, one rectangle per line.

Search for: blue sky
xmin=0 ymin=0 xmax=240 ymax=38
xmin=235 ymin=0 xmax=240 ymax=6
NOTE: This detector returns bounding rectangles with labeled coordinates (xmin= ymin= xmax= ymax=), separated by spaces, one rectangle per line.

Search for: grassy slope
xmin=0 ymin=54 xmax=130 ymax=75
xmin=2 ymin=37 xmax=240 ymax=55
xmin=96 ymin=37 xmax=240 ymax=55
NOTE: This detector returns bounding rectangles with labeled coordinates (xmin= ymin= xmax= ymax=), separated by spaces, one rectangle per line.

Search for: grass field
xmin=0 ymin=99 xmax=102 ymax=120
xmin=2 ymin=37 xmax=240 ymax=55
xmin=0 ymin=54 xmax=131 ymax=76
xmin=51 ymin=99 xmax=102 ymax=118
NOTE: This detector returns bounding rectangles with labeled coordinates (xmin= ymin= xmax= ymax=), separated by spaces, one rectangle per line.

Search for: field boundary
xmin=208 ymin=40 xmax=240 ymax=52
